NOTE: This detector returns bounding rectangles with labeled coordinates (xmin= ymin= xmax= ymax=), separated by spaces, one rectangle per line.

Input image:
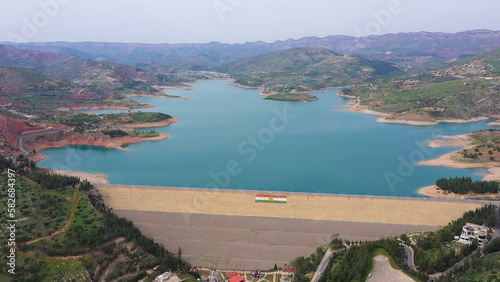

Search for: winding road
xmin=18 ymin=126 xmax=69 ymax=155
xmin=401 ymin=244 xmax=415 ymax=269
xmin=311 ymin=248 xmax=334 ymax=282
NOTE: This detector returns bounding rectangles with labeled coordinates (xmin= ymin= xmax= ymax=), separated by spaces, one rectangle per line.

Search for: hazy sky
xmin=1 ymin=0 xmax=500 ymax=44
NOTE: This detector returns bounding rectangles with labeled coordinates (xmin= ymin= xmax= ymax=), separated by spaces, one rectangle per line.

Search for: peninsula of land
xmin=418 ymin=131 xmax=500 ymax=198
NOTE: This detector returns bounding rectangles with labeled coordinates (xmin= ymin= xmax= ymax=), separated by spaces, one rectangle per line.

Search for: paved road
xmin=311 ymin=248 xmax=334 ymax=282
xmin=18 ymin=126 xmax=68 ymax=155
xmin=401 ymin=244 xmax=415 ymax=268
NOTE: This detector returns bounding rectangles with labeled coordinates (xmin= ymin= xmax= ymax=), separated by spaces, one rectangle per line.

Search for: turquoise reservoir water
xmin=40 ymin=80 xmax=493 ymax=197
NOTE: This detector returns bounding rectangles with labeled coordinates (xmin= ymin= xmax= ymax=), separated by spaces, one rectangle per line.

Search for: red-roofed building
xmin=283 ymin=268 xmax=295 ymax=281
xmin=227 ymin=275 xmax=245 ymax=282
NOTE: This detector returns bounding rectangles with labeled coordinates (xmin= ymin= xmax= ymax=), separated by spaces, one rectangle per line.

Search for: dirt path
xmin=26 ymin=190 xmax=79 ymax=245
xmin=18 ymin=251 xmax=83 ymax=260
xmin=98 ymin=255 xmax=125 ymax=281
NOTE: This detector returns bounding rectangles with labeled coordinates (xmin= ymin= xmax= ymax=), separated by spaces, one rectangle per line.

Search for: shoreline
xmin=335 ymin=92 xmax=491 ymax=126
xmin=126 ymin=93 xmax=191 ymax=100
xmin=30 ymin=117 xmax=178 ymax=162
xmin=119 ymin=117 xmax=179 ymax=130
xmin=50 ymin=169 xmax=109 ymax=184
xmin=486 ymin=119 xmax=500 ymax=126
xmin=417 ymin=185 xmax=499 ymax=199
xmin=417 ymin=133 xmax=500 ymax=198
xmin=57 ymin=104 xmax=155 ymax=112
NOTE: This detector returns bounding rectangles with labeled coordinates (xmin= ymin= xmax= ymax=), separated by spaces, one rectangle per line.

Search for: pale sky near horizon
xmin=1 ymin=0 xmax=500 ymax=44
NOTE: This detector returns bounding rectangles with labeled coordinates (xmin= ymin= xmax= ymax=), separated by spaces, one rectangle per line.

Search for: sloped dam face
xmin=98 ymin=185 xmax=482 ymax=269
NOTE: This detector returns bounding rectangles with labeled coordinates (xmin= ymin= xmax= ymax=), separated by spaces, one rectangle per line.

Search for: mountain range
xmin=5 ymin=29 xmax=500 ymax=71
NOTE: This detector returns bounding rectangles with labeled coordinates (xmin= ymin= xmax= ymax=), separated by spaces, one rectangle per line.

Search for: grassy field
xmin=351 ymin=76 xmax=499 ymax=120
xmin=489 ymin=60 xmax=500 ymax=73
xmin=0 ymin=175 xmax=72 ymax=243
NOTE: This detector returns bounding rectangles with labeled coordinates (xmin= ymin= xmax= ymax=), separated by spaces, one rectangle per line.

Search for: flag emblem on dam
xmin=255 ymin=194 xmax=288 ymax=204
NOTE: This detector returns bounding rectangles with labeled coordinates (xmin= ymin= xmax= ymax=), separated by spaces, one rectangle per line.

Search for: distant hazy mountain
xmin=6 ymin=30 xmax=500 ymax=71
xmin=216 ymin=47 xmax=402 ymax=92
xmin=0 ymin=45 xmax=180 ymax=89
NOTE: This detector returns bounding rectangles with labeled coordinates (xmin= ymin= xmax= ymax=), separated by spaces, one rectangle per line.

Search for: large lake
xmin=39 ymin=80 xmax=493 ymax=197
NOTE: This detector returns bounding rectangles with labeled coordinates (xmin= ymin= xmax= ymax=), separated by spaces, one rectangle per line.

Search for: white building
xmin=155 ymin=271 xmax=173 ymax=282
xmin=458 ymin=223 xmax=489 ymax=245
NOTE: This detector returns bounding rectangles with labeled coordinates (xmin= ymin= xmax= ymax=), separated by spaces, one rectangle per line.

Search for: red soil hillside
xmin=0 ymin=114 xmax=44 ymax=156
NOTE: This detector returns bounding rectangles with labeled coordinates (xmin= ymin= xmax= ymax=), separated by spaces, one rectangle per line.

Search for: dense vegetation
xmin=0 ymin=155 xmax=198 ymax=281
xmin=317 ymin=238 xmax=427 ymax=282
xmin=291 ymin=247 xmax=325 ymax=282
xmin=31 ymin=171 xmax=80 ymax=190
xmin=104 ymin=112 xmax=172 ymax=124
xmin=436 ymin=177 xmax=499 ymax=194
xmin=304 ymin=204 xmax=497 ymax=282
xmin=412 ymin=205 xmax=495 ymax=274
xmin=102 ymin=129 xmax=129 ymax=138
xmin=436 ymin=250 xmax=500 ymax=281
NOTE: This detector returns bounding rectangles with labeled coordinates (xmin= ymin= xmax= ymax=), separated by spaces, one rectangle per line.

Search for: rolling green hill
xmin=345 ymin=47 xmax=500 ymax=121
xmin=216 ymin=47 xmax=402 ymax=94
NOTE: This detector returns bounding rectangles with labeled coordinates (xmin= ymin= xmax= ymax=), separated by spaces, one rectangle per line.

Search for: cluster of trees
xmin=318 ymin=238 xmax=428 ymax=282
xmin=105 ymin=112 xmax=172 ymax=123
xmin=0 ymin=155 xmax=14 ymax=170
xmin=8 ymin=166 xmax=199 ymax=281
xmin=87 ymin=187 xmax=199 ymax=277
xmin=291 ymin=247 xmax=325 ymax=282
xmin=483 ymin=237 xmax=500 ymax=255
xmin=414 ymin=236 xmax=477 ymax=273
xmin=413 ymin=205 xmax=495 ymax=274
xmin=436 ymin=176 xmax=499 ymax=194
xmin=461 ymin=149 xmax=479 ymax=159
xmin=102 ymin=129 xmax=129 ymax=138
xmin=314 ymin=204 xmax=496 ymax=282
xmin=0 ymin=154 xmax=34 ymax=172
xmin=436 ymin=247 xmax=500 ymax=281
xmin=31 ymin=171 xmax=79 ymax=190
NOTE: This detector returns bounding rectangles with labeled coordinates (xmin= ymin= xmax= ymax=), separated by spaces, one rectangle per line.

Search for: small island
xmin=264 ymin=92 xmax=318 ymax=102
